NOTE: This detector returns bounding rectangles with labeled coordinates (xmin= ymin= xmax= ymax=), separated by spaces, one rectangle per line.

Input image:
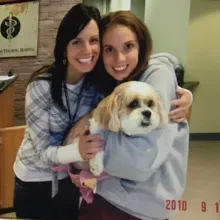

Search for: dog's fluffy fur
xmin=63 ymin=81 xmax=168 ymax=176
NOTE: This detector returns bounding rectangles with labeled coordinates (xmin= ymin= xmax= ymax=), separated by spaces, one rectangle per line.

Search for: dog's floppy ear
xmin=157 ymin=96 xmax=169 ymax=127
xmin=94 ymin=92 xmax=122 ymax=132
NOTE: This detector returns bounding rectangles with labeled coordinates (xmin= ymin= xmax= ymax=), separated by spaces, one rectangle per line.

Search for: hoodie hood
xmin=150 ymin=53 xmax=181 ymax=69
xmin=149 ymin=53 xmax=185 ymax=85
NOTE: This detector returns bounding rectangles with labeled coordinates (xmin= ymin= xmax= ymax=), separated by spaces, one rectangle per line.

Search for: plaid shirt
xmin=14 ymin=77 xmax=101 ymax=181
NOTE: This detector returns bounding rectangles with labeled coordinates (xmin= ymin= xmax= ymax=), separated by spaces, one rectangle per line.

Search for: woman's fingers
xmin=85 ymin=134 xmax=103 ymax=142
xmin=86 ymin=146 xmax=103 ymax=154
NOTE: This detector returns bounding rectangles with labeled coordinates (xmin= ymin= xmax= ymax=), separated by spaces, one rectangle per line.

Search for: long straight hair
xmin=28 ymin=3 xmax=101 ymax=111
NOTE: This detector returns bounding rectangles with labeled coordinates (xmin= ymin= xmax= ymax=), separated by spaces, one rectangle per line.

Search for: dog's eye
xmin=128 ymin=99 xmax=139 ymax=109
xmin=148 ymin=100 xmax=154 ymax=107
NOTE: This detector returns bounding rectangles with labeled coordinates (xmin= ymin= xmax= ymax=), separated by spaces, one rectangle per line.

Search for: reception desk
xmin=180 ymin=81 xmax=200 ymax=91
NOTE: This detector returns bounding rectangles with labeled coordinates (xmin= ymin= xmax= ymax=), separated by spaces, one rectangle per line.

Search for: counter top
xmin=179 ymin=81 xmax=200 ymax=91
xmin=0 ymin=75 xmax=18 ymax=93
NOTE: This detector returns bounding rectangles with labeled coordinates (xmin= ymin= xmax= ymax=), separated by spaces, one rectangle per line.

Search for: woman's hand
xmin=78 ymin=128 xmax=104 ymax=160
xmin=62 ymin=112 xmax=104 ymax=161
xmin=169 ymin=88 xmax=192 ymax=122
xmin=63 ymin=113 xmax=92 ymax=145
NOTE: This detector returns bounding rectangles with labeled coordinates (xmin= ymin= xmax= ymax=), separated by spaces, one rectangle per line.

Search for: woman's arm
xmin=178 ymin=87 xmax=193 ymax=104
xmin=25 ymin=80 xmax=102 ymax=166
xmin=101 ymin=65 xmax=188 ymax=181
xmin=170 ymin=87 xmax=192 ymax=122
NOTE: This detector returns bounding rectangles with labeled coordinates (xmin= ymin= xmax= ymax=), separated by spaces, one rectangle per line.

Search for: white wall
xmin=109 ymin=0 xmax=131 ymax=11
xmin=144 ymin=0 xmax=191 ymax=65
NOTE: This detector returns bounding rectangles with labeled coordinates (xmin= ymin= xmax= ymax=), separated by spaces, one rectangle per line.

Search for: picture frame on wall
xmin=0 ymin=0 xmax=39 ymax=58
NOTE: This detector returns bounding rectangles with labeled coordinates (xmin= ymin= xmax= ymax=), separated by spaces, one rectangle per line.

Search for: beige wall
xmin=144 ymin=0 xmax=191 ymax=65
xmin=186 ymin=0 xmax=220 ymax=133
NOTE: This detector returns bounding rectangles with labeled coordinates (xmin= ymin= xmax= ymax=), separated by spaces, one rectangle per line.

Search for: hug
xmin=13 ymin=3 xmax=190 ymax=220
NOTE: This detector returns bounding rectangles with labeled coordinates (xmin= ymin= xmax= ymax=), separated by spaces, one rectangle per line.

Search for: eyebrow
xmin=126 ymin=40 xmax=137 ymax=43
xmin=103 ymin=44 xmax=113 ymax=48
xmin=74 ymin=35 xmax=99 ymax=40
xmin=103 ymin=40 xmax=137 ymax=47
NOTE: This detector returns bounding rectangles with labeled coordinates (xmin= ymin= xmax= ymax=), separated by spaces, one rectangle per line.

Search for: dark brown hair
xmin=90 ymin=10 xmax=153 ymax=95
xmin=28 ymin=3 xmax=101 ymax=111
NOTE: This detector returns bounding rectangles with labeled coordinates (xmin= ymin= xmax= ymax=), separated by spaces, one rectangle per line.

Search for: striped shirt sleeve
xmin=25 ymin=80 xmax=84 ymax=166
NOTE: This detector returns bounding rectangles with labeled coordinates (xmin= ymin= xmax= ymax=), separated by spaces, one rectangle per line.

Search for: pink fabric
xmin=52 ymin=164 xmax=110 ymax=203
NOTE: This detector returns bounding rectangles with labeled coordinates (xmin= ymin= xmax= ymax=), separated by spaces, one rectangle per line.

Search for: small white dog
xmin=64 ymin=81 xmax=168 ymax=176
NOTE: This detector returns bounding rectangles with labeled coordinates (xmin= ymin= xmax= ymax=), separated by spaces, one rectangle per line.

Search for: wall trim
xmin=190 ymin=133 xmax=220 ymax=141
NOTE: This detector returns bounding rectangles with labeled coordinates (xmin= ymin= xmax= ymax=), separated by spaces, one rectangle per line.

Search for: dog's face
xmin=94 ymin=81 xmax=169 ymax=135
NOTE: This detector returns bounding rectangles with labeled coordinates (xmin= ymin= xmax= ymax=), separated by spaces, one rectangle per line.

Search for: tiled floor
xmin=1 ymin=141 xmax=219 ymax=220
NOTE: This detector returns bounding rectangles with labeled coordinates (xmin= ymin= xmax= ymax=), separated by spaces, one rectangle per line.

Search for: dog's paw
xmin=89 ymin=162 xmax=104 ymax=176
xmin=89 ymin=152 xmax=104 ymax=176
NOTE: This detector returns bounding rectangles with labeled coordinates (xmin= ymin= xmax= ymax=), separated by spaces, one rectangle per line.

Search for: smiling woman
xmin=12 ymin=3 xmax=103 ymax=220
xmin=77 ymin=9 xmax=190 ymax=220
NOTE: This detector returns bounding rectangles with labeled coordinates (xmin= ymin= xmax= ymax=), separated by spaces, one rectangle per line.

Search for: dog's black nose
xmin=142 ymin=110 xmax=151 ymax=119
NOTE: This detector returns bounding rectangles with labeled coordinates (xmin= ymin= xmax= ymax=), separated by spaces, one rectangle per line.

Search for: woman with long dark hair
xmin=13 ymin=4 xmax=103 ymax=219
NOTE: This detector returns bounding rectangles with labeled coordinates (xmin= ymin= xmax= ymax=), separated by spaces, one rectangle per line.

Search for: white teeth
xmin=78 ymin=57 xmax=92 ymax=63
xmin=113 ymin=65 xmax=127 ymax=71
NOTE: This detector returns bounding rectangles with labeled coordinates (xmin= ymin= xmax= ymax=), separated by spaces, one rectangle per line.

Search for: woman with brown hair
xmin=77 ymin=10 xmax=189 ymax=220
